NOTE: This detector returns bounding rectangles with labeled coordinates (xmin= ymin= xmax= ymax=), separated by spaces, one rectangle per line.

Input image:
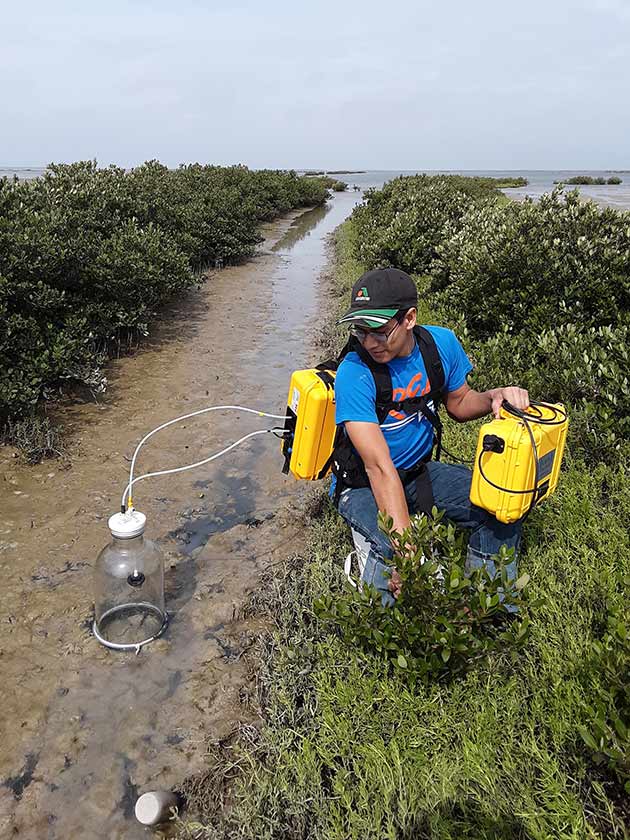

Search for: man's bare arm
xmin=344 ymin=421 xmax=410 ymax=533
xmin=444 ymin=383 xmax=530 ymax=422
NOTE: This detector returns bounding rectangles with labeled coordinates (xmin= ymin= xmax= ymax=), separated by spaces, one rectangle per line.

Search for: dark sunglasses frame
xmin=350 ymin=309 xmax=408 ymax=344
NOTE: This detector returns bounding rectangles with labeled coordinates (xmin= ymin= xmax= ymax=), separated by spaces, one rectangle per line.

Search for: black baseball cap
xmin=338 ymin=268 xmax=418 ymax=328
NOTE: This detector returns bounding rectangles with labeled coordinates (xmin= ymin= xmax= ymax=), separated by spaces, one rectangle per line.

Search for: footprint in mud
xmin=204 ymin=628 xmax=254 ymax=663
xmin=165 ymin=670 xmax=183 ymax=699
xmin=31 ymin=560 xmax=90 ymax=589
xmin=203 ymin=622 xmax=225 ymax=639
xmin=3 ymin=753 xmax=39 ymax=800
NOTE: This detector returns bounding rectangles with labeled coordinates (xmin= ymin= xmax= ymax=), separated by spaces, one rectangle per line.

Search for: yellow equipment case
xmin=470 ymin=402 xmax=568 ymax=524
xmin=281 ymin=368 xmax=337 ymax=481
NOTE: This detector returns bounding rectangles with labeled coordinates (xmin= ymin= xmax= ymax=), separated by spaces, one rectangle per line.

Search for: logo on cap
xmin=355 ymin=287 xmax=370 ymax=301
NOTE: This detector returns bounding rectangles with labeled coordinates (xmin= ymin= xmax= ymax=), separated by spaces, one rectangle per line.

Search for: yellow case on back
xmin=281 ymin=369 xmax=337 ymax=480
xmin=470 ymin=403 xmax=568 ymax=523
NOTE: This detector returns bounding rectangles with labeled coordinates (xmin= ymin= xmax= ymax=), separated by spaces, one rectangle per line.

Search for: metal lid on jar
xmin=108 ymin=509 xmax=146 ymax=539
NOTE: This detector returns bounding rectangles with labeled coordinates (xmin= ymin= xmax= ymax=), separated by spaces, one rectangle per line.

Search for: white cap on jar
xmin=108 ymin=509 xmax=146 ymax=539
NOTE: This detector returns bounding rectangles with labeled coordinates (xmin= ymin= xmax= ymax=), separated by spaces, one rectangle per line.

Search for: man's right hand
xmin=388 ymin=567 xmax=402 ymax=598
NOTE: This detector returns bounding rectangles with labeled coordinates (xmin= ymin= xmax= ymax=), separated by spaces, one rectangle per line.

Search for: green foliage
xmin=469 ymin=322 xmax=630 ymax=462
xmin=493 ymin=176 xmax=528 ymax=187
xmin=331 ymin=180 xmax=348 ymax=192
xmin=0 ymin=161 xmax=327 ymax=423
xmin=607 ymin=176 xmax=623 ymax=185
xmin=314 ymin=509 xmax=532 ymax=686
xmin=296 ymin=174 xmax=332 ymax=205
xmin=579 ymin=601 xmax=630 ymax=793
xmin=351 ymin=178 xmax=630 ymax=465
xmin=424 ymin=188 xmax=630 ymax=463
xmin=351 ymin=175 xmax=500 ymax=274
xmin=431 ymin=189 xmax=630 ymax=336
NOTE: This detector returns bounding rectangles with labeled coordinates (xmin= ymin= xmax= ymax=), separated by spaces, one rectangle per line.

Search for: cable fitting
xmin=482 ymin=434 xmax=505 ymax=454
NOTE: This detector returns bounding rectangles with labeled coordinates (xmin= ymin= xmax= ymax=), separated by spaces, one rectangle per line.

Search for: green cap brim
xmin=337 ymin=308 xmax=398 ymax=328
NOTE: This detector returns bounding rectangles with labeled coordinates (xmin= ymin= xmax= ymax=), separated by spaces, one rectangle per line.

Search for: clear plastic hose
xmin=122 ymin=405 xmax=287 ymax=510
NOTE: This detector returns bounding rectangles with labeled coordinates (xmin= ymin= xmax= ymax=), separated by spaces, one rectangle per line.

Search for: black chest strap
xmin=354 ymin=326 xmax=446 ymax=441
xmin=328 ymin=325 xmax=447 ymax=502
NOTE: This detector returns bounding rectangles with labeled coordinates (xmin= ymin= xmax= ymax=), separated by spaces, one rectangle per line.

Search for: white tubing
xmin=123 ymin=405 xmax=287 ymax=510
xmin=121 ymin=400 xmax=427 ymax=510
xmin=122 ymin=428 xmax=282 ymax=508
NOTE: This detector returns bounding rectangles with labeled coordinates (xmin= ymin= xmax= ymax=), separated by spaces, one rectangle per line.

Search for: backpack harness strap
xmin=330 ymin=326 xmax=447 ymax=511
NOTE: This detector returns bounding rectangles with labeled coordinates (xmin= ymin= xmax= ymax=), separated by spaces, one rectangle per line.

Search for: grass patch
xmin=2 ymin=413 xmax=65 ymax=463
xmin=178 ymin=464 xmax=629 ymax=839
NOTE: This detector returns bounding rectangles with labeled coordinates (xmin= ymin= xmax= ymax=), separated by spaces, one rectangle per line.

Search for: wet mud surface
xmin=0 ymin=192 xmax=362 ymax=838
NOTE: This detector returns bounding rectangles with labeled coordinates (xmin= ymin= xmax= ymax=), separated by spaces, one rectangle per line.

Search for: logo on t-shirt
xmin=390 ymin=372 xmax=430 ymax=421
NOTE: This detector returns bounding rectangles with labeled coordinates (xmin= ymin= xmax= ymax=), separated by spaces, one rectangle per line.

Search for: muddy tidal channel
xmin=0 ymin=192 xmax=361 ymax=838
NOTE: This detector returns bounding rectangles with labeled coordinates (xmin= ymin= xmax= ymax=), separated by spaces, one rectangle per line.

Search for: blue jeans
xmin=336 ymin=461 xmax=521 ymax=606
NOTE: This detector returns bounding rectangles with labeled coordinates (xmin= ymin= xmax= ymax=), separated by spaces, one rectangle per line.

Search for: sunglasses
xmin=350 ymin=310 xmax=407 ymax=345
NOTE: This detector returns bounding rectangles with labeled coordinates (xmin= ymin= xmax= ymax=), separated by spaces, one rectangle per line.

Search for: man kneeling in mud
xmin=331 ymin=268 xmax=529 ymax=606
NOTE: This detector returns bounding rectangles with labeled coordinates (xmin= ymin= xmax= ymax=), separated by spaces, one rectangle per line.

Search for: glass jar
xmin=93 ymin=510 xmax=167 ymax=650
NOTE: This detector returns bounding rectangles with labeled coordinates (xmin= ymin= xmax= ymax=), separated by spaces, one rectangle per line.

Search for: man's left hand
xmin=491 ymin=386 xmax=529 ymax=419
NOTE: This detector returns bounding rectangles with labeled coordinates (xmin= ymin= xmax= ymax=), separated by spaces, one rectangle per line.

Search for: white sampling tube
xmin=121 ymin=405 xmax=288 ymax=511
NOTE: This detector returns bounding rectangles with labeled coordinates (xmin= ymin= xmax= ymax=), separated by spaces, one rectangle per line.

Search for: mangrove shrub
xmin=350 ymin=178 xmax=630 ymax=464
xmin=315 ymin=509 xmax=532 ymax=686
xmin=431 ymin=188 xmax=630 ymax=337
xmin=351 ymin=175 xmax=502 ymax=275
xmin=0 ymin=161 xmax=329 ymax=421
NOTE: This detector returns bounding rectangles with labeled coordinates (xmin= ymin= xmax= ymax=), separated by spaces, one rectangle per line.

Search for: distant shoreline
xmin=299 ymin=169 xmax=367 ymax=175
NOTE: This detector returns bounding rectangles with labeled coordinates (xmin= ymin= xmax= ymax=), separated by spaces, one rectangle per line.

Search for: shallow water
xmin=0 ymin=191 xmax=363 ymax=838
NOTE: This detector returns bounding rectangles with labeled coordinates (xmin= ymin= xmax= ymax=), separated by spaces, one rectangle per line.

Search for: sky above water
xmin=2 ymin=0 xmax=629 ymax=170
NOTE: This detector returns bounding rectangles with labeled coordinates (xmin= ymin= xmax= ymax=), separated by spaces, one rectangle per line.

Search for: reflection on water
xmin=271 ymin=203 xmax=329 ymax=252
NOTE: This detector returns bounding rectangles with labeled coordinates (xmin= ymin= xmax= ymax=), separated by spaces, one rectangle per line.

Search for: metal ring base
xmin=93 ymin=602 xmax=168 ymax=654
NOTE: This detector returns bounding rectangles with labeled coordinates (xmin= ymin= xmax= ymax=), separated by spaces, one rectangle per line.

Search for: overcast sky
xmin=2 ymin=0 xmax=628 ymax=169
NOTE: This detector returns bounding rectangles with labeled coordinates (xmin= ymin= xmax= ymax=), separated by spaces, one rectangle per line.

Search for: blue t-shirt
xmin=334 ymin=326 xmax=472 ymax=469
